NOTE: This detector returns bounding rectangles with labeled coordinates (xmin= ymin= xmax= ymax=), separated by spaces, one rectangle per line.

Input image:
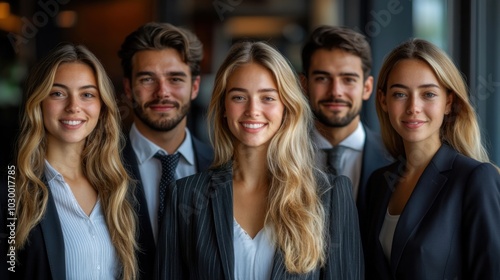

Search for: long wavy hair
xmin=376 ymin=38 xmax=490 ymax=163
xmin=208 ymin=41 xmax=326 ymax=273
xmin=15 ymin=43 xmax=137 ymax=279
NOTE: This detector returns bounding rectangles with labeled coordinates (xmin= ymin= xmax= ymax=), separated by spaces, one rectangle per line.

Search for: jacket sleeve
xmin=463 ymin=163 xmax=500 ymax=279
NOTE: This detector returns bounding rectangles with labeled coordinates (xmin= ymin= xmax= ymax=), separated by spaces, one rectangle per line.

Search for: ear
xmin=445 ymin=91 xmax=454 ymax=115
xmin=191 ymin=75 xmax=201 ymax=100
xmin=123 ymin=78 xmax=133 ymax=101
xmin=362 ymin=75 xmax=374 ymax=100
xmin=378 ymin=89 xmax=388 ymax=112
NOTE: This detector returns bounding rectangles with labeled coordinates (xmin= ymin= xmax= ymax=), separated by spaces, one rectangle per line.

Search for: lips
xmin=146 ymin=100 xmax=178 ymax=111
xmin=402 ymin=120 xmax=426 ymax=128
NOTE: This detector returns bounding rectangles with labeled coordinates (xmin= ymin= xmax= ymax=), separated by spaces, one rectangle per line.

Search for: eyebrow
xmin=389 ymin=83 xmax=440 ymax=89
xmin=135 ymin=71 xmax=188 ymax=77
xmin=52 ymin=83 xmax=98 ymax=91
xmin=311 ymin=70 xmax=360 ymax=78
xmin=227 ymin=87 xmax=278 ymax=94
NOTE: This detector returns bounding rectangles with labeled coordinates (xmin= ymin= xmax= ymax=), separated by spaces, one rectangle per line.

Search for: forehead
xmin=387 ymin=59 xmax=441 ymax=85
xmin=309 ymin=48 xmax=363 ymax=74
xmin=131 ymin=48 xmax=189 ymax=73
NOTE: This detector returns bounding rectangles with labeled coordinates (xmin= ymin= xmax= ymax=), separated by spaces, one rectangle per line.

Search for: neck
xmin=315 ymin=117 xmax=360 ymax=146
xmin=45 ymin=141 xmax=84 ymax=180
xmin=233 ymin=145 xmax=270 ymax=191
xmin=403 ymin=139 xmax=442 ymax=173
xmin=134 ymin=118 xmax=186 ymax=154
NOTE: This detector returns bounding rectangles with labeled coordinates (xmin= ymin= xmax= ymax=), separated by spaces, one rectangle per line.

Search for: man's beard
xmin=133 ymin=99 xmax=191 ymax=132
xmin=313 ymin=105 xmax=361 ymax=128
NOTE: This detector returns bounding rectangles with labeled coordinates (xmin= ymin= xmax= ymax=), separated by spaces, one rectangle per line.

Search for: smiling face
xmin=380 ymin=58 xmax=453 ymax=149
xmin=305 ymin=48 xmax=373 ymax=130
xmin=42 ymin=62 xmax=102 ymax=147
xmin=124 ymin=48 xmax=200 ymax=134
xmin=224 ymin=62 xmax=285 ymax=149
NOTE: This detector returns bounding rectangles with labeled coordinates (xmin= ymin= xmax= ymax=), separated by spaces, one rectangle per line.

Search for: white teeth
xmin=62 ymin=120 xmax=82 ymax=126
xmin=242 ymin=123 xmax=264 ymax=129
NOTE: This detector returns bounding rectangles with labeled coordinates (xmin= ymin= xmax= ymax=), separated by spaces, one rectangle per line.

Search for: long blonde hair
xmin=15 ymin=43 xmax=137 ymax=279
xmin=376 ymin=38 xmax=490 ymax=162
xmin=208 ymin=41 xmax=326 ymax=273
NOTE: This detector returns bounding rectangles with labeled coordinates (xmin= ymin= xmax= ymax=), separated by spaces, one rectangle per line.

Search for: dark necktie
xmin=324 ymin=145 xmax=347 ymax=176
xmin=154 ymin=152 xmax=180 ymax=226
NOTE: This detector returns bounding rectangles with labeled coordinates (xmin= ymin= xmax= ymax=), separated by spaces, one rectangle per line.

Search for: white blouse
xmin=233 ymin=219 xmax=275 ymax=280
xmin=379 ymin=209 xmax=400 ymax=261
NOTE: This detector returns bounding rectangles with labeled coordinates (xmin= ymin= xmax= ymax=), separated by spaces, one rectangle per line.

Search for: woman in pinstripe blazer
xmin=156 ymin=41 xmax=363 ymax=279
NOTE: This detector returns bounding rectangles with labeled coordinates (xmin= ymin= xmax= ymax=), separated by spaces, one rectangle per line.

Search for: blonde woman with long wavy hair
xmin=9 ymin=43 xmax=137 ymax=279
xmin=362 ymin=38 xmax=500 ymax=279
xmin=156 ymin=41 xmax=363 ymax=279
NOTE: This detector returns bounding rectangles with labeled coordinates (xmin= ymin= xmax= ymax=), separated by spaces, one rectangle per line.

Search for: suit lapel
xmin=210 ymin=163 xmax=235 ymax=280
xmin=390 ymin=145 xmax=455 ymax=273
xmin=40 ymin=188 xmax=66 ymax=279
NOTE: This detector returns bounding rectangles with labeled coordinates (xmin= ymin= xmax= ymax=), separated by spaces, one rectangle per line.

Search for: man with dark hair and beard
xmin=118 ymin=22 xmax=213 ymax=280
xmin=301 ymin=25 xmax=392 ymax=222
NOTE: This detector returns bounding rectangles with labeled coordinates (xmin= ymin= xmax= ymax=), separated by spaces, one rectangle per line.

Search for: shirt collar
xmin=312 ymin=122 xmax=366 ymax=151
xmin=129 ymin=123 xmax=195 ymax=165
xmin=44 ymin=160 xmax=64 ymax=184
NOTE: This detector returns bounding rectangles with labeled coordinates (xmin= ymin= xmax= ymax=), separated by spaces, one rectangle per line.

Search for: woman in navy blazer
xmin=156 ymin=41 xmax=364 ymax=279
xmin=362 ymin=38 xmax=500 ymax=279
xmin=3 ymin=43 xmax=138 ymax=279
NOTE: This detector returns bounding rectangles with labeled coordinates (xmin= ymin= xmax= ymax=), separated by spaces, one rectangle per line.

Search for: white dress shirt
xmin=312 ymin=122 xmax=366 ymax=199
xmin=129 ymin=123 xmax=197 ymax=241
xmin=45 ymin=160 xmax=118 ymax=279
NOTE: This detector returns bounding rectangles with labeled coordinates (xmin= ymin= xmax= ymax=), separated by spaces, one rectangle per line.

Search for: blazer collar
xmin=390 ymin=144 xmax=457 ymax=272
xmin=209 ymin=162 xmax=235 ymax=279
xmin=40 ymin=177 xmax=66 ymax=279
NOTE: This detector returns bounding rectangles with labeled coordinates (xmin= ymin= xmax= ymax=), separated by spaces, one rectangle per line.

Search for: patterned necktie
xmin=324 ymin=145 xmax=347 ymax=176
xmin=154 ymin=152 xmax=180 ymax=226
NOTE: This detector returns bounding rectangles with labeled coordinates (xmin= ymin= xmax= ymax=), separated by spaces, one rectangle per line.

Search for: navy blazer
xmin=122 ymin=134 xmax=213 ymax=280
xmin=363 ymin=144 xmax=500 ymax=279
xmin=156 ymin=162 xmax=364 ymax=279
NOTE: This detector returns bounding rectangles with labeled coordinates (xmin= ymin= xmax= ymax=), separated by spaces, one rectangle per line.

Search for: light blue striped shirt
xmin=44 ymin=160 xmax=119 ymax=279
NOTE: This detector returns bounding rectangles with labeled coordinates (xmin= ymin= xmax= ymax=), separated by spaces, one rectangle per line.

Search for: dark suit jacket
xmin=0 ymin=180 xmax=66 ymax=280
xmin=122 ymin=134 xmax=213 ymax=280
xmin=156 ymin=162 xmax=364 ymax=279
xmin=363 ymin=144 xmax=500 ymax=279
xmin=356 ymin=126 xmax=393 ymax=220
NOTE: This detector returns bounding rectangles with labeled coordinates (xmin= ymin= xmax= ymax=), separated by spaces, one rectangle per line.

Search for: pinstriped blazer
xmin=156 ymin=162 xmax=364 ymax=279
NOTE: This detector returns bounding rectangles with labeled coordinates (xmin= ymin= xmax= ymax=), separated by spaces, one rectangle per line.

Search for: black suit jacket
xmin=122 ymin=133 xmax=213 ymax=280
xmin=363 ymin=144 xmax=500 ymax=279
xmin=156 ymin=162 xmax=364 ymax=279
xmin=356 ymin=126 xmax=393 ymax=216
xmin=0 ymin=179 xmax=66 ymax=280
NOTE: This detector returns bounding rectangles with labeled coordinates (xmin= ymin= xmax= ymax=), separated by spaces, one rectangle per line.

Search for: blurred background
xmin=1 ymin=0 xmax=499 ymax=169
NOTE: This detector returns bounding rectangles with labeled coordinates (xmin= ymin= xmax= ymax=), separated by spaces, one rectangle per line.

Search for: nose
xmin=330 ymin=79 xmax=343 ymax=97
xmin=406 ymin=95 xmax=422 ymax=115
xmin=245 ymin=99 xmax=261 ymax=117
xmin=155 ymin=79 xmax=171 ymax=99
xmin=65 ymin=95 xmax=81 ymax=113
